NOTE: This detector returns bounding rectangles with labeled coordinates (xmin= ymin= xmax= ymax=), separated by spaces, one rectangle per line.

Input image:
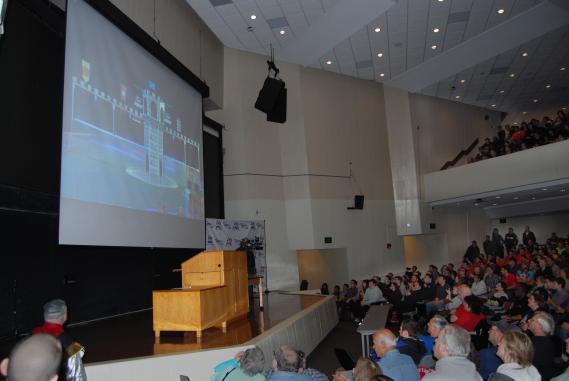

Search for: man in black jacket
xmin=504 ymin=228 xmax=518 ymax=253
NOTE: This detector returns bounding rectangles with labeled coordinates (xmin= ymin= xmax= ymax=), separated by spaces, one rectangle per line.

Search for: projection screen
xmin=59 ymin=0 xmax=205 ymax=248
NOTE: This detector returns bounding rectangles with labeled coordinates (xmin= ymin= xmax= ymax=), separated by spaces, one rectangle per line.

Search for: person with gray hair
xmin=0 ymin=334 xmax=62 ymax=381
xmin=528 ymin=311 xmax=562 ymax=380
xmin=267 ymin=345 xmax=311 ymax=381
xmin=212 ymin=346 xmax=266 ymax=381
xmin=33 ymin=299 xmax=71 ymax=349
xmin=372 ymin=329 xmax=419 ymax=381
xmin=422 ymin=325 xmax=482 ymax=381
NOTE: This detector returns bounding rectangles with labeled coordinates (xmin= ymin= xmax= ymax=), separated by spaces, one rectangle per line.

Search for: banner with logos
xmin=206 ymin=219 xmax=267 ymax=290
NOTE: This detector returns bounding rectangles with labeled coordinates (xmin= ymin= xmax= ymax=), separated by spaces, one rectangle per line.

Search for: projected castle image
xmin=60 ymin=57 xmax=203 ymax=220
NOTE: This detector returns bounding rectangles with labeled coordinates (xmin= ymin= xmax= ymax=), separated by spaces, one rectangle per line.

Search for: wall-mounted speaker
xmin=499 ymin=218 xmax=507 ymax=223
xmin=348 ymin=195 xmax=364 ymax=210
xmin=430 ymin=223 xmax=436 ymax=230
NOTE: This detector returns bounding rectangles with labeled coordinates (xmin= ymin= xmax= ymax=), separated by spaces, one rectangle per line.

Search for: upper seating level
xmin=423 ymin=139 xmax=569 ymax=204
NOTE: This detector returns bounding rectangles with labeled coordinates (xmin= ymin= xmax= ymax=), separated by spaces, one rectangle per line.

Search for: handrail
xmin=440 ymin=138 xmax=479 ymax=170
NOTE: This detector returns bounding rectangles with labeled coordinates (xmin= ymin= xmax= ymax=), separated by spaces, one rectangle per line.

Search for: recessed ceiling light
xmin=379 ymin=73 xmax=385 ymax=78
xmin=545 ymin=84 xmax=551 ymax=89
xmin=325 ymin=60 xmax=332 ymax=65
xmin=563 ymin=107 xmax=567 ymax=110
xmin=377 ymin=53 xmax=384 ymax=58
xmin=491 ymin=104 xmax=496 ymax=107
xmin=499 ymin=90 xmax=505 ymax=94
xmin=513 ymin=197 xmax=519 ymax=200
xmin=474 ymin=203 xmax=479 ymax=206
xmin=492 ymin=203 xmax=498 ymax=206
xmin=530 ymin=195 xmax=536 ymax=200
xmin=431 ymin=45 xmax=437 ymax=50
xmin=509 ymin=73 xmax=515 ymax=78
xmin=542 ymin=188 xmax=548 ymax=191
xmin=561 ymin=67 xmax=567 ymax=71
xmin=437 ymin=0 xmax=444 ymax=2
xmin=497 ymin=8 xmax=505 ymax=14
xmin=250 ymin=14 xmax=257 ymax=20
xmin=522 ymin=52 xmax=528 ymax=57
xmin=279 ymin=30 xmax=286 ymax=35
xmin=561 ymin=189 xmax=567 ymax=193
xmin=533 ymin=99 xmax=538 ymax=103
xmin=433 ymin=27 xmax=440 ymax=33
xmin=374 ymin=27 xmax=381 ymax=33
xmin=455 ymin=95 xmax=460 ymax=99
xmin=522 ymin=111 xmax=527 ymax=114
xmin=460 ymin=79 xmax=466 ymax=84
xmin=495 ymin=196 xmax=501 ymax=199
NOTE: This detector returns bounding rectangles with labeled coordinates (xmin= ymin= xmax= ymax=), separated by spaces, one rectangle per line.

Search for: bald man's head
xmin=1 ymin=334 xmax=62 ymax=381
xmin=372 ymin=329 xmax=397 ymax=358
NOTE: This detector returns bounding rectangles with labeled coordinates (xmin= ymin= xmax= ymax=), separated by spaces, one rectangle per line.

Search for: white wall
xmin=409 ymin=94 xmax=502 ymax=174
xmin=489 ymin=213 xmax=569 ymax=244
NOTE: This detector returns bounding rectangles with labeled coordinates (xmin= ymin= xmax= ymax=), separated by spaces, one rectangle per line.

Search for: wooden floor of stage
xmin=58 ymin=292 xmax=324 ymax=363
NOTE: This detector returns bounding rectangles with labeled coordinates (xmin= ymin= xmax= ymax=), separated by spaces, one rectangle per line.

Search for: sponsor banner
xmin=206 ymin=219 xmax=267 ymax=289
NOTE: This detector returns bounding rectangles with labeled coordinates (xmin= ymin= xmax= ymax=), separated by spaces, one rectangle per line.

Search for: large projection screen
xmin=59 ymin=0 xmax=205 ymax=248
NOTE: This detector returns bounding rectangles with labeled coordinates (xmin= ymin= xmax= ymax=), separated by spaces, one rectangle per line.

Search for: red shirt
xmin=502 ymin=273 xmax=518 ymax=289
xmin=454 ymin=309 xmax=485 ymax=332
xmin=33 ymin=322 xmax=64 ymax=336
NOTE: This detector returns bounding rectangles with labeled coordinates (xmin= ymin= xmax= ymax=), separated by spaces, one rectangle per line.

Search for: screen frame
xmin=59 ymin=0 xmax=209 ymax=249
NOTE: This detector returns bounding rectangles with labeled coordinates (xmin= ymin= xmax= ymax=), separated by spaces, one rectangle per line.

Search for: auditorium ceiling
xmin=187 ymin=0 xmax=569 ymax=115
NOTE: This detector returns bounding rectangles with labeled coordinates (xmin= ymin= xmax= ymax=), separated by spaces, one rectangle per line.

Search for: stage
xmin=71 ymin=292 xmax=338 ymax=380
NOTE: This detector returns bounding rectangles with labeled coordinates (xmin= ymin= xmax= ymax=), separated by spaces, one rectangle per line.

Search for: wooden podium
xmin=153 ymin=250 xmax=249 ymax=338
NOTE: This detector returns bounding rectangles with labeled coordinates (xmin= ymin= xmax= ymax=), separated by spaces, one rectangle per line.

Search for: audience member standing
xmin=504 ymin=228 xmax=518 ymax=253
xmin=422 ymin=325 xmax=482 ymax=381
xmin=523 ymin=226 xmax=537 ymax=247
xmin=492 ymin=228 xmax=505 ymax=258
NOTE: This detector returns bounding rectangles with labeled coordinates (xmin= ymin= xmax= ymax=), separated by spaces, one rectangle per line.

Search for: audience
xmin=422 ymin=325 xmax=482 ymax=381
xmin=267 ymin=345 xmax=312 ymax=381
xmin=372 ymin=329 xmax=419 ymax=381
xmin=465 ymin=110 xmax=569 ymax=165
xmin=396 ymin=320 xmax=426 ymax=365
xmin=478 ymin=320 xmax=515 ymax=380
xmin=213 ymin=347 xmax=266 ymax=381
xmin=492 ymin=330 xmax=540 ymax=381
xmin=528 ymin=311 xmax=560 ymax=380
xmin=0 ymin=334 xmax=62 ymax=381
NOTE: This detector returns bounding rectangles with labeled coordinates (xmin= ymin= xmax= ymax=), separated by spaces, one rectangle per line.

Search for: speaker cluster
xmin=254 ymin=59 xmax=287 ymax=124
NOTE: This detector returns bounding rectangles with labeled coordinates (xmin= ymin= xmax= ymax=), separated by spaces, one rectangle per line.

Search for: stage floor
xmin=59 ymin=292 xmax=324 ymax=363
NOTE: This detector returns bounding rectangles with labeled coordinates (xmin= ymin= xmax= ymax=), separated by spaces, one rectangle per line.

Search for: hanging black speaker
xmin=254 ymin=77 xmax=284 ymax=114
xmin=266 ymin=86 xmax=287 ymax=124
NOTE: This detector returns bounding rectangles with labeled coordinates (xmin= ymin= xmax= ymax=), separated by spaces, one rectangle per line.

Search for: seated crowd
xmin=4 ymin=226 xmax=569 ymax=381
xmin=465 ymin=110 xmax=569 ymax=164
xmin=325 ymin=226 xmax=569 ymax=381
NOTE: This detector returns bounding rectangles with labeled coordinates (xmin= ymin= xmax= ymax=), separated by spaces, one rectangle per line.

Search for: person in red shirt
xmin=33 ymin=299 xmax=71 ymax=349
xmin=501 ymin=267 xmax=518 ymax=289
xmin=451 ymin=295 xmax=486 ymax=332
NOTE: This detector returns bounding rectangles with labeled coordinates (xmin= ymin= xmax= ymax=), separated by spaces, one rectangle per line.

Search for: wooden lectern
xmin=152 ymin=250 xmax=249 ymax=338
